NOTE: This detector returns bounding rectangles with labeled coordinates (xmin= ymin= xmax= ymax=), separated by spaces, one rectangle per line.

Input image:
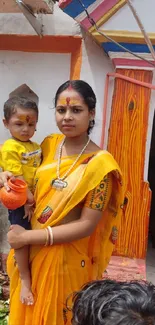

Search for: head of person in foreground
xmin=72 ymin=279 xmax=155 ymax=325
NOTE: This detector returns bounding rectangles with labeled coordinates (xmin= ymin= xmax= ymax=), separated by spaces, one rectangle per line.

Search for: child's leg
xmin=15 ymin=246 xmax=34 ymax=305
xmin=8 ymin=207 xmax=33 ymax=305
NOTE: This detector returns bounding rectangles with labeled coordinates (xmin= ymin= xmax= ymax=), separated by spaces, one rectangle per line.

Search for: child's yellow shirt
xmin=1 ymin=138 xmax=41 ymax=191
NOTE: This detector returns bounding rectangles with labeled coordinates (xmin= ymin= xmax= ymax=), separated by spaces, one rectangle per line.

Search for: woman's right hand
xmin=0 ymin=171 xmax=13 ymax=191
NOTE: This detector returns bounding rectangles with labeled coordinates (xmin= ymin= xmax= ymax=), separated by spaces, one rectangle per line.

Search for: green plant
xmin=0 ymin=286 xmax=9 ymax=325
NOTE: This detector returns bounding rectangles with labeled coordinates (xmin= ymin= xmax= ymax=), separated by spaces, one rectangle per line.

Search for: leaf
xmin=0 ymin=318 xmax=8 ymax=325
xmin=3 ymin=319 xmax=8 ymax=325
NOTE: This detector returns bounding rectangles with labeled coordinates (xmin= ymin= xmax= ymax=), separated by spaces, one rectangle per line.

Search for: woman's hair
xmin=54 ymin=80 xmax=96 ymax=134
xmin=72 ymin=280 xmax=155 ymax=325
xmin=4 ymin=96 xmax=39 ymax=122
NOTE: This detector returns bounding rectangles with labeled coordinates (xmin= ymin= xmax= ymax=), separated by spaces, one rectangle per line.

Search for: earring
xmin=89 ymin=120 xmax=94 ymax=127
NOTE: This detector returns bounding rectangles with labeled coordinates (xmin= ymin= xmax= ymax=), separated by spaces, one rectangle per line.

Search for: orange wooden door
xmin=108 ymin=69 xmax=153 ymax=259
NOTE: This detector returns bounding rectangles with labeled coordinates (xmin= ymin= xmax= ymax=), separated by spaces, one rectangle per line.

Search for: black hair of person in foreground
xmin=72 ymin=279 xmax=155 ymax=325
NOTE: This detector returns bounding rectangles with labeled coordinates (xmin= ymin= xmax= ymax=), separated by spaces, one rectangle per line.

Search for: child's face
xmin=3 ymin=107 xmax=38 ymax=142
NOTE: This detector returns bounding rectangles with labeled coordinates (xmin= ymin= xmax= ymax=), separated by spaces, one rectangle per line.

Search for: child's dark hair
xmin=72 ymin=280 xmax=155 ymax=325
xmin=55 ymin=80 xmax=96 ymax=134
xmin=4 ymin=96 xmax=39 ymax=122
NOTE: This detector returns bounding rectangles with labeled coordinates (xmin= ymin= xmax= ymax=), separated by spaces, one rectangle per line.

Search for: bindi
xmin=26 ymin=115 xmax=30 ymax=123
xmin=66 ymin=97 xmax=71 ymax=105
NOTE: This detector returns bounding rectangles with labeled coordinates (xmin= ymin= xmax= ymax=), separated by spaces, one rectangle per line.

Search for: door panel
xmin=108 ymin=69 xmax=152 ymax=259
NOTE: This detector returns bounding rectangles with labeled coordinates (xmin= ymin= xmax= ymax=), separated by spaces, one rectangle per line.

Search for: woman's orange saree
xmin=7 ymin=134 xmax=123 ymax=325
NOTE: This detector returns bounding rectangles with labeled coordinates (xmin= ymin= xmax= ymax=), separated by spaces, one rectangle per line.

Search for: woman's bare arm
xmin=27 ymin=207 xmax=102 ymax=245
xmin=8 ymin=207 xmax=103 ymax=249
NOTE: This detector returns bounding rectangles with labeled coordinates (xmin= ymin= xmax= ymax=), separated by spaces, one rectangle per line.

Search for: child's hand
xmin=24 ymin=203 xmax=34 ymax=222
xmin=27 ymin=190 xmax=34 ymax=206
xmin=0 ymin=171 xmax=14 ymax=191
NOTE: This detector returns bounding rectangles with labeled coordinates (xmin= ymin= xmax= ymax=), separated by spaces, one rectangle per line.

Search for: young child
xmin=1 ymin=96 xmax=41 ymax=305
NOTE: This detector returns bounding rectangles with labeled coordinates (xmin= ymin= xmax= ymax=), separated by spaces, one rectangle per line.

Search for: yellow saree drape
xmin=7 ymin=134 xmax=123 ymax=325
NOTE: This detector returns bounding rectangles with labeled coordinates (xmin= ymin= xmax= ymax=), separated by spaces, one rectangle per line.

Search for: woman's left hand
xmin=7 ymin=225 xmax=27 ymax=249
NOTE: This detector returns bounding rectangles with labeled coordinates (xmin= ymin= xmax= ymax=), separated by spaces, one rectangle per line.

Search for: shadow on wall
xmin=81 ymin=32 xmax=114 ymax=146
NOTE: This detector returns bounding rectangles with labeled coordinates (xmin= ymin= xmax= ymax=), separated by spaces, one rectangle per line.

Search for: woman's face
xmin=55 ymin=89 xmax=95 ymax=138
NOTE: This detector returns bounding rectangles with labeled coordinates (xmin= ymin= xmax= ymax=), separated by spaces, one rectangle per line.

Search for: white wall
xmin=0 ymin=4 xmax=80 ymax=35
xmin=0 ymin=35 xmax=114 ymax=147
xmin=0 ymin=5 xmax=82 ymax=144
xmin=81 ymin=34 xmax=114 ymax=147
xmin=0 ymin=0 xmax=116 ymax=148
xmin=102 ymin=0 xmax=155 ymax=33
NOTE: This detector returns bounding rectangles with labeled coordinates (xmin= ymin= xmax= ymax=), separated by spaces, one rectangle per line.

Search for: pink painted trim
xmin=59 ymin=0 xmax=72 ymax=9
xmin=112 ymin=58 xmax=155 ymax=68
xmin=80 ymin=0 xmax=118 ymax=30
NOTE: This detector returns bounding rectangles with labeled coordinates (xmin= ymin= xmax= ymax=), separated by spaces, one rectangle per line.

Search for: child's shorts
xmin=8 ymin=206 xmax=31 ymax=230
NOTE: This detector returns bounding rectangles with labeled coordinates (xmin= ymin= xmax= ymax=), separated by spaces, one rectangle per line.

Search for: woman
xmin=2 ymin=80 xmax=123 ymax=325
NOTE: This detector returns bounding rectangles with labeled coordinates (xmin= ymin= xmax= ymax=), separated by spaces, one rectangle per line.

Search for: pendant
xmin=51 ymin=179 xmax=68 ymax=189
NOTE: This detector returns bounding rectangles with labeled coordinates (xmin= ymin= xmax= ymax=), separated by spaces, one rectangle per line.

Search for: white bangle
xmin=47 ymin=226 xmax=54 ymax=246
xmin=44 ymin=228 xmax=49 ymax=246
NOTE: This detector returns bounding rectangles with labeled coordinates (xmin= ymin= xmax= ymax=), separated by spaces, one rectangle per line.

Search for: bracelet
xmin=47 ymin=226 xmax=54 ymax=246
xmin=44 ymin=228 xmax=49 ymax=246
xmin=25 ymin=201 xmax=35 ymax=207
xmin=26 ymin=203 xmax=34 ymax=207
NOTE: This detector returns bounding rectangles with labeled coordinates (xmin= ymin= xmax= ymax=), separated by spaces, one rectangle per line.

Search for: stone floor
xmin=104 ymin=239 xmax=155 ymax=283
xmin=146 ymin=240 xmax=155 ymax=284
